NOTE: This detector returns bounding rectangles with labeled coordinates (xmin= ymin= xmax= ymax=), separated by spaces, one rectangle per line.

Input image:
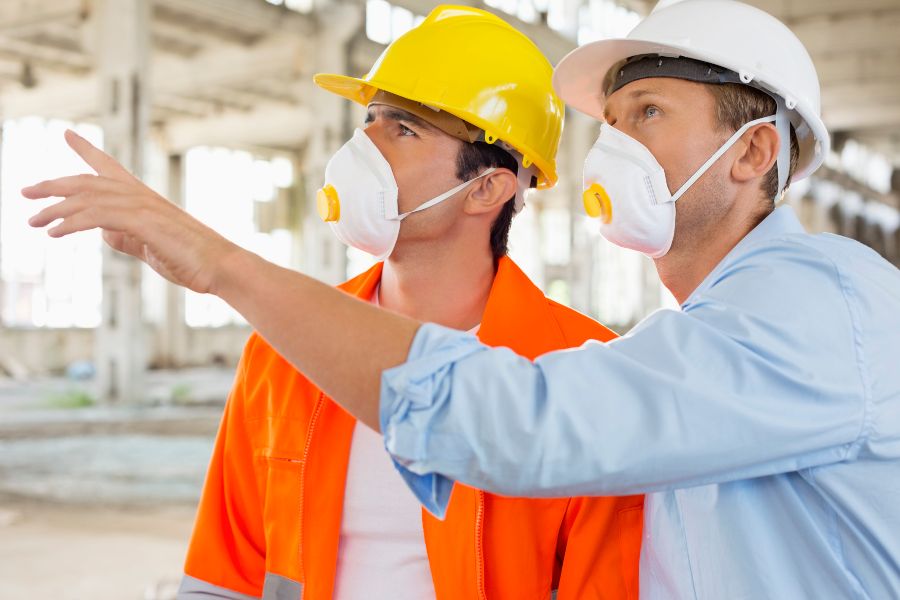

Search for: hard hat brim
xmin=313 ymin=73 xmax=377 ymax=106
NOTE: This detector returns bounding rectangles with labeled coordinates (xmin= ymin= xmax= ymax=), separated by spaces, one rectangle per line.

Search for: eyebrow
xmin=366 ymin=105 xmax=437 ymax=133
xmin=602 ymin=86 xmax=665 ymax=120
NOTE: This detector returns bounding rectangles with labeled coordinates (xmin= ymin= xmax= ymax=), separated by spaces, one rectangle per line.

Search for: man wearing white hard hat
xmin=24 ymin=0 xmax=900 ymax=597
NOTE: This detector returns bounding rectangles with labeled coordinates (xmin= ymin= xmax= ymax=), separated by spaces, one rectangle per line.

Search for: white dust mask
xmin=582 ymin=115 xmax=776 ymax=259
xmin=317 ymin=128 xmax=495 ymax=260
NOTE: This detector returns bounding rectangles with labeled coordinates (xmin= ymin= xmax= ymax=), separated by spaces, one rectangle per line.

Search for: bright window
xmin=485 ymin=0 xmax=640 ymax=43
xmin=838 ymin=140 xmax=893 ymax=195
xmin=366 ymin=0 xmax=424 ymax=44
xmin=264 ymin=0 xmax=313 ymax=13
xmin=0 ymin=117 xmax=103 ymax=328
xmin=183 ymin=147 xmax=294 ymax=327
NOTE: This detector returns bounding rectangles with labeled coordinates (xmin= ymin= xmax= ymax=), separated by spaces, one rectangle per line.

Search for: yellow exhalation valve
xmin=582 ymin=183 xmax=612 ymax=224
xmin=316 ymin=184 xmax=341 ymax=222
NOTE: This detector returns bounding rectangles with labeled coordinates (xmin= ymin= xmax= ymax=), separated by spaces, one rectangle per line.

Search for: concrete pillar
xmin=641 ymin=256 xmax=663 ymax=317
xmin=890 ymin=173 xmax=900 ymax=266
xmin=94 ymin=0 xmax=151 ymax=403
xmin=852 ymin=213 xmax=867 ymax=243
xmin=859 ymin=217 xmax=885 ymax=258
xmin=565 ymin=110 xmax=598 ymax=315
xmin=158 ymin=153 xmax=188 ymax=368
xmin=528 ymin=202 xmax=546 ymax=291
xmin=806 ymin=195 xmax=838 ymax=234
xmin=894 ymin=225 xmax=900 ymax=268
xmin=297 ymin=2 xmax=361 ymax=284
xmin=827 ymin=202 xmax=844 ymax=236
xmin=288 ymin=153 xmax=307 ymax=272
xmin=0 ymin=124 xmax=4 ymax=329
xmin=300 ymin=113 xmax=347 ymax=284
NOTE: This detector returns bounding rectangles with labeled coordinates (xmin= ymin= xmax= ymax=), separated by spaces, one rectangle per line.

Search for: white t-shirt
xmin=332 ymin=419 xmax=437 ymax=600
xmin=335 ymin=286 xmax=481 ymax=600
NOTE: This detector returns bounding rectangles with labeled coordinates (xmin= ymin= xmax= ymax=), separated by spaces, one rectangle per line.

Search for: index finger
xmin=64 ymin=129 xmax=138 ymax=183
xmin=22 ymin=173 xmax=122 ymax=200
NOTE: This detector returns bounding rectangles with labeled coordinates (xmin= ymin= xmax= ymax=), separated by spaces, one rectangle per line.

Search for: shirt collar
xmin=734 ymin=204 xmax=806 ymax=248
xmin=685 ymin=205 xmax=806 ymax=306
xmin=339 ymin=257 xmax=552 ymax=350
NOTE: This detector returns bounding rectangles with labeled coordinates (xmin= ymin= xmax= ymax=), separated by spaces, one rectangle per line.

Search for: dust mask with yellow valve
xmin=317 ymin=128 xmax=496 ymax=261
xmin=582 ymin=115 xmax=776 ymax=259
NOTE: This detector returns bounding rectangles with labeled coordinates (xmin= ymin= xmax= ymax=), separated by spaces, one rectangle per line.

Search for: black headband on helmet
xmin=605 ymin=54 xmax=744 ymax=96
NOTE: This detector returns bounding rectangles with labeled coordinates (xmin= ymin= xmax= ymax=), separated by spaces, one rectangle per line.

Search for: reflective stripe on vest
xmin=262 ymin=573 xmax=304 ymax=600
xmin=176 ymin=573 xmax=303 ymax=600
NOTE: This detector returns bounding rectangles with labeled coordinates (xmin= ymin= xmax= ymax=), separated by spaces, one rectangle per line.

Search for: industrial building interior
xmin=0 ymin=0 xmax=897 ymax=597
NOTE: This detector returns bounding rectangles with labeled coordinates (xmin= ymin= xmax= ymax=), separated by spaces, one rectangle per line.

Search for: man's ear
xmin=731 ymin=123 xmax=779 ymax=185
xmin=463 ymin=168 xmax=517 ymax=216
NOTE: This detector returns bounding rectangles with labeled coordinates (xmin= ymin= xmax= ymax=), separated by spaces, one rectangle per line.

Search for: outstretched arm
xmin=24 ymin=130 xmax=416 ymax=430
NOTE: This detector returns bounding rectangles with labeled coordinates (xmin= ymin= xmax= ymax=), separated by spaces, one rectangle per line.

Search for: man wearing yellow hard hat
xmin=170 ymin=7 xmax=641 ymax=600
xmin=27 ymin=0 xmax=900 ymax=598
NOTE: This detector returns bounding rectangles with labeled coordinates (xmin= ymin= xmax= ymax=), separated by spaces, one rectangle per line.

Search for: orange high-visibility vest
xmin=183 ymin=257 xmax=643 ymax=599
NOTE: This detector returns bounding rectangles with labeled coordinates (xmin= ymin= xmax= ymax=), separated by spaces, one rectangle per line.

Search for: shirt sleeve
xmin=379 ymin=239 xmax=871 ymax=518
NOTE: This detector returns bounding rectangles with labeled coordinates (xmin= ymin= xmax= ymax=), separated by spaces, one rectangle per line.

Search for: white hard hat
xmin=553 ymin=0 xmax=830 ymax=181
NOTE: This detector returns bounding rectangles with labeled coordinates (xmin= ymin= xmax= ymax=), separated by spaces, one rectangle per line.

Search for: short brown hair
xmin=707 ymin=83 xmax=799 ymax=200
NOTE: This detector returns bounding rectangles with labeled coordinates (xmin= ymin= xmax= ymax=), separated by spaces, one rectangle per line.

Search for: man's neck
xmin=656 ymin=205 xmax=770 ymax=305
xmin=378 ymin=238 xmax=496 ymax=331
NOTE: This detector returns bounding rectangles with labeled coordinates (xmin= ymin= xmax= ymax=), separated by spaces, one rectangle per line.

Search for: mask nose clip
xmin=583 ymin=183 xmax=613 ymax=224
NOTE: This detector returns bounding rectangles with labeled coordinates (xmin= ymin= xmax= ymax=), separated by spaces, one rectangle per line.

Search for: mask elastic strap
xmin=670 ymin=115 xmax=777 ymax=202
xmin=774 ymin=97 xmax=790 ymax=200
xmin=397 ymin=167 xmax=497 ymax=220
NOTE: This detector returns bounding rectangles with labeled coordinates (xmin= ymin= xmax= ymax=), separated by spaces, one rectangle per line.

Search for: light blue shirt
xmin=379 ymin=206 xmax=900 ymax=599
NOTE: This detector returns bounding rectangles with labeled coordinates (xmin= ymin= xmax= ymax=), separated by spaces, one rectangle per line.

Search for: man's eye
xmin=644 ymin=105 xmax=660 ymax=119
xmin=399 ymin=123 xmax=416 ymax=136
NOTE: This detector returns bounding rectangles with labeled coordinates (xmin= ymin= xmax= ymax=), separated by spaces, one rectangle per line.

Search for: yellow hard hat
xmin=314 ymin=5 xmax=564 ymax=189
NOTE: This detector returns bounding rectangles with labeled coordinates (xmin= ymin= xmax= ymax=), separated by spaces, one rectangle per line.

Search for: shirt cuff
xmin=379 ymin=322 xmax=486 ymax=518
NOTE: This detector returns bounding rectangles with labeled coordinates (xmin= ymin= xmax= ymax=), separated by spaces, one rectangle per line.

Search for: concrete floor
xmin=0 ymin=367 xmax=235 ymax=599
xmin=0 ymin=501 xmax=195 ymax=600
